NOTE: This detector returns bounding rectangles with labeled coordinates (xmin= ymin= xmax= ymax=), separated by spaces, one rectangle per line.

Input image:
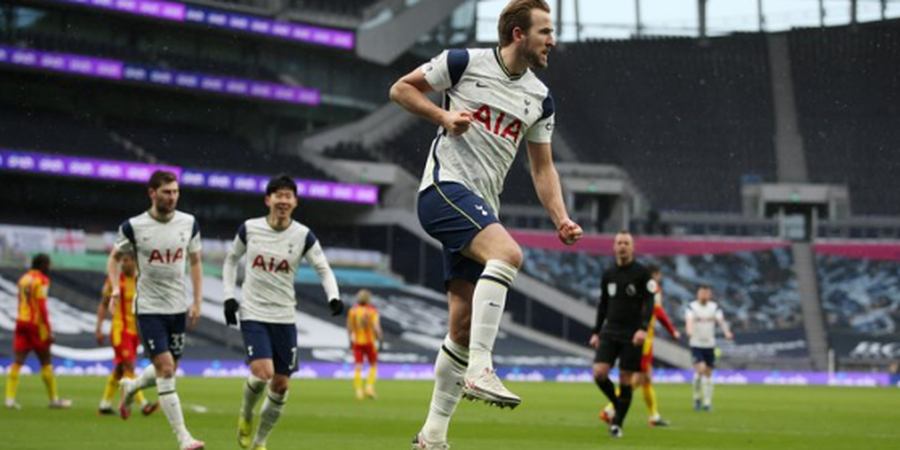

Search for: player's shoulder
xmin=244 ymin=216 xmax=269 ymax=231
xmin=172 ymin=210 xmax=197 ymax=224
xmin=521 ymin=70 xmax=551 ymax=95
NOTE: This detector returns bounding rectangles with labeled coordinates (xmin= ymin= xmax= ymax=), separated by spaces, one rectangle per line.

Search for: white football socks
xmin=136 ymin=365 xmax=157 ymax=391
xmin=692 ymin=372 xmax=702 ymax=401
xmin=241 ymin=375 xmax=267 ymax=421
xmin=468 ymin=259 xmax=517 ymax=376
xmin=157 ymin=377 xmax=191 ymax=444
xmin=253 ymin=389 xmax=288 ymax=448
xmin=702 ymin=375 xmax=714 ymax=406
xmin=422 ymin=336 xmax=469 ymax=444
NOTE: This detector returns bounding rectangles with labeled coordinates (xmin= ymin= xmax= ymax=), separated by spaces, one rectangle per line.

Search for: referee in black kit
xmin=589 ymin=231 xmax=656 ymax=438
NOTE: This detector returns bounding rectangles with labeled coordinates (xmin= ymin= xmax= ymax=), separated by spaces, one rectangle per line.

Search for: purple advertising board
xmin=0 ymin=45 xmax=320 ymax=106
xmin=44 ymin=0 xmax=355 ymax=49
xmin=0 ymin=149 xmax=379 ymax=205
xmin=0 ymin=359 xmax=893 ymax=387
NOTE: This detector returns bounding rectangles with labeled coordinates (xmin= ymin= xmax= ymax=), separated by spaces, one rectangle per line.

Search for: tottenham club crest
xmin=626 ymin=284 xmax=637 ymax=297
xmin=607 ymin=283 xmax=617 ymax=297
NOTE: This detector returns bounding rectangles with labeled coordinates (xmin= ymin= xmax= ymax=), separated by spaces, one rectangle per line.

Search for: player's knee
xmin=501 ymin=245 xmax=523 ymax=269
xmin=593 ymin=366 xmax=609 ymax=381
xmin=269 ymin=377 xmax=289 ymax=395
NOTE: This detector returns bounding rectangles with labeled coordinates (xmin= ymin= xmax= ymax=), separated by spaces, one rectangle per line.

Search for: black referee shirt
xmin=593 ymin=260 xmax=656 ymax=341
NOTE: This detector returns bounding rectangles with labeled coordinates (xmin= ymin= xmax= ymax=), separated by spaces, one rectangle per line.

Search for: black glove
xmin=328 ymin=298 xmax=344 ymax=316
xmin=224 ymin=298 xmax=239 ymax=326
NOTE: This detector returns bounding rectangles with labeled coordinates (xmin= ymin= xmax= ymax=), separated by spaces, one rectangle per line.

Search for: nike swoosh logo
xmin=475 ymin=81 xmax=488 ymax=88
xmin=488 ymin=302 xmax=501 ymax=308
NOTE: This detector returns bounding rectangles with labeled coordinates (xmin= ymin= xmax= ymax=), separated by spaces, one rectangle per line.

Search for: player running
xmin=347 ymin=289 xmax=382 ymax=400
xmin=590 ymin=232 xmax=656 ymax=438
xmin=109 ymin=170 xmax=205 ymax=450
xmin=95 ymin=250 xmax=159 ymax=416
xmin=222 ymin=175 xmax=344 ymax=450
xmin=686 ymin=285 xmax=733 ymax=412
xmin=391 ymin=0 xmax=582 ymax=447
xmin=5 ymin=254 xmax=71 ymax=410
xmin=601 ymin=264 xmax=680 ymax=427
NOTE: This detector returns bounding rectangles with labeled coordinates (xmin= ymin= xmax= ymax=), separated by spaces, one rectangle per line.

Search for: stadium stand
xmin=0 ymin=106 xmax=128 ymax=160
xmin=110 ymin=121 xmax=335 ymax=180
xmin=543 ymin=35 xmax=777 ymax=213
xmin=816 ymin=255 xmax=900 ymax=337
xmin=789 ymin=22 xmax=900 ymax=216
xmin=8 ymin=31 xmax=282 ymax=82
xmin=520 ymin=246 xmax=803 ymax=335
xmin=323 ymin=142 xmax=380 ymax=163
xmin=286 ymin=0 xmax=381 ymax=18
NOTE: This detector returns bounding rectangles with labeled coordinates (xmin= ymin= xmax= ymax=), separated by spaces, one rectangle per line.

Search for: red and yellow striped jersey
xmin=102 ymin=274 xmax=138 ymax=336
xmin=17 ymin=269 xmax=50 ymax=328
xmin=348 ymin=304 xmax=379 ymax=346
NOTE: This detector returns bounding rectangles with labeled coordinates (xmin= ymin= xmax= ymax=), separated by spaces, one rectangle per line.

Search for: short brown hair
xmin=149 ymin=170 xmax=178 ymax=190
xmin=498 ymin=0 xmax=550 ymax=47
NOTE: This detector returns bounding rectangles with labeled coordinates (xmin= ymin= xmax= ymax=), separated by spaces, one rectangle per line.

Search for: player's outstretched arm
xmin=188 ymin=251 xmax=203 ymax=328
xmin=527 ymin=141 xmax=582 ymax=245
xmin=95 ymin=285 xmax=111 ymax=345
xmin=717 ymin=310 xmax=734 ymax=340
xmin=105 ymin=249 xmax=122 ymax=310
xmin=222 ymin=230 xmax=247 ymax=326
xmin=304 ymin=240 xmax=342 ymax=316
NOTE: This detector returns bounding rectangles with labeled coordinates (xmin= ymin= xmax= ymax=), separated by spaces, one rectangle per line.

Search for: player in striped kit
xmin=110 ymin=170 xmax=205 ymax=450
xmin=5 ymin=254 xmax=71 ymax=410
xmin=95 ymin=250 xmax=159 ymax=416
xmin=222 ymin=175 xmax=343 ymax=450
xmin=347 ymin=289 xmax=382 ymax=400
xmin=686 ymin=285 xmax=734 ymax=411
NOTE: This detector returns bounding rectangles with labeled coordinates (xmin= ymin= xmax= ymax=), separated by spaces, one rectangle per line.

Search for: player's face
xmin=265 ymin=188 xmax=298 ymax=220
xmin=520 ymin=9 xmax=555 ymax=69
xmin=150 ymin=181 xmax=179 ymax=215
xmin=614 ymin=233 xmax=634 ymax=261
xmin=652 ymin=271 xmax=662 ymax=283
xmin=697 ymin=287 xmax=712 ymax=303
xmin=121 ymin=254 xmax=137 ymax=276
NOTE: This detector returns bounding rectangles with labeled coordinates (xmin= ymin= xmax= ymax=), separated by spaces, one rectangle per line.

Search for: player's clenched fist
xmin=442 ymin=110 xmax=473 ymax=136
xmin=557 ymin=218 xmax=583 ymax=245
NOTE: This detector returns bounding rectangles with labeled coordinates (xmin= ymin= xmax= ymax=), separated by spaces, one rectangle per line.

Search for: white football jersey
xmin=686 ymin=300 xmax=724 ymax=348
xmin=222 ymin=217 xmax=339 ymax=324
xmin=418 ymin=47 xmax=555 ymax=216
xmin=114 ymin=210 xmax=201 ymax=315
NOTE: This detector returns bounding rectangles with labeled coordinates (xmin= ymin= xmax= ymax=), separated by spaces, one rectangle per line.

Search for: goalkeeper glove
xmin=329 ymin=298 xmax=344 ymax=316
xmin=224 ymin=298 xmax=239 ymax=326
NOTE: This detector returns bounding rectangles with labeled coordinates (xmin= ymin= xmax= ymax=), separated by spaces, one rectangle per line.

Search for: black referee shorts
xmin=594 ymin=336 xmax=642 ymax=372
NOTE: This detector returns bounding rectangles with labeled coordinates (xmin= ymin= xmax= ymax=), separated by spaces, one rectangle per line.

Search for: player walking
xmin=686 ymin=285 xmax=733 ymax=411
xmin=5 ymin=254 xmax=71 ymax=410
xmin=110 ymin=170 xmax=205 ymax=450
xmin=391 ymin=0 xmax=582 ymax=447
xmin=222 ymin=175 xmax=344 ymax=450
xmin=347 ymin=289 xmax=382 ymax=400
xmin=95 ymin=250 xmax=159 ymax=416
xmin=590 ymin=232 xmax=656 ymax=438
xmin=601 ymin=264 xmax=680 ymax=427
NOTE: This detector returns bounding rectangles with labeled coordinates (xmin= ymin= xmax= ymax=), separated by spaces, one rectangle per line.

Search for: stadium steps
xmin=792 ymin=242 xmax=829 ymax=370
xmin=766 ymin=33 xmax=808 ymax=183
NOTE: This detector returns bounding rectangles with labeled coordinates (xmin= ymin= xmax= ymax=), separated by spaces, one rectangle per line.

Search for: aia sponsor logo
xmin=252 ymin=255 xmax=290 ymax=273
xmin=472 ymin=105 xmax=521 ymax=142
xmin=148 ymin=248 xmax=184 ymax=264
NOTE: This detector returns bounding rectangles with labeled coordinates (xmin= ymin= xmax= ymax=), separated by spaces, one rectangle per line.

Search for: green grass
xmin=1 ymin=376 xmax=898 ymax=449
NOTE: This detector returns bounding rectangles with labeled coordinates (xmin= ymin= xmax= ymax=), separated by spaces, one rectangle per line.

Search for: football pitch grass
xmin=1 ymin=376 xmax=898 ymax=449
